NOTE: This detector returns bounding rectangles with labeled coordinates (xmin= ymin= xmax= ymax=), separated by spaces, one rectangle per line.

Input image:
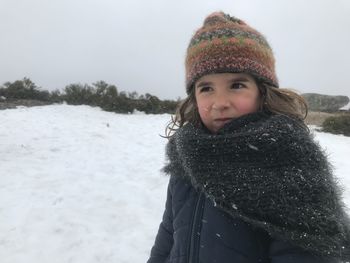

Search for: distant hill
xmin=302 ymin=93 xmax=349 ymax=112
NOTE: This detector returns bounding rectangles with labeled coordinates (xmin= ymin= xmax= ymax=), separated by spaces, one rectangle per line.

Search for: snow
xmin=0 ymin=105 xmax=169 ymax=263
xmin=0 ymin=104 xmax=350 ymax=263
xmin=340 ymin=101 xmax=350 ymax=110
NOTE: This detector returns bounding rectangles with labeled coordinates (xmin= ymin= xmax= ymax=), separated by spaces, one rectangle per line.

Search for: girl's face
xmin=194 ymin=72 xmax=260 ymax=133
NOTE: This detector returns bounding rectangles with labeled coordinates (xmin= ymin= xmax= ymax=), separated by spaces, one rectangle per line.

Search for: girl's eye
xmin=231 ymin=83 xmax=245 ymax=89
xmin=199 ymin=86 xmax=212 ymax=93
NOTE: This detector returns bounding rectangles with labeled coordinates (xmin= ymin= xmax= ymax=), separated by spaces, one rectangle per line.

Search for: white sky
xmin=0 ymin=0 xmax=349 ymax=100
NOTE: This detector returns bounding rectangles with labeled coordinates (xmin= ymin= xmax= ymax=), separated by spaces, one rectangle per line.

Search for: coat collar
xmin=164 ymin=112 xmax=350 ymax=260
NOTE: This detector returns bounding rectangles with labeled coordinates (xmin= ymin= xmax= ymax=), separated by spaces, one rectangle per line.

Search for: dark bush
xmin=49 ymin=90 xmax=64 ymax=103
xmin=92 ymin=81 xmax=119 ymax=111
xmin=63 ymin=84 xmax=95 ymax=105
xmin=1 ymin=78 xmax=179 ymax=114
xmin=322 ymin=114 xmax=350 ymax=136
xmin=0 ymin=78 xmax=50 ymax=101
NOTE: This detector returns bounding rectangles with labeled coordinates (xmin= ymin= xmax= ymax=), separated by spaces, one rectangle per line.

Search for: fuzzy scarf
xmin=163 ymin=111 xmax=350 ymax=261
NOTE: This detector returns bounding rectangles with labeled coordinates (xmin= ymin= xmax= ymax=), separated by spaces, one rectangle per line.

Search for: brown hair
xmin=164 ymin=80 xmax=309 ymax=138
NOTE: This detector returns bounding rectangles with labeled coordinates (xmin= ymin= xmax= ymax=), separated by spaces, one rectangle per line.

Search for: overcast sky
xmin=1 ymin=0 xmax=349 ymax=100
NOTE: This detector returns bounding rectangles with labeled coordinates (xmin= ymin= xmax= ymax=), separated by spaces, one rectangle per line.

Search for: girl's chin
xmin=210 ymin=119 xmax=234 ymax=133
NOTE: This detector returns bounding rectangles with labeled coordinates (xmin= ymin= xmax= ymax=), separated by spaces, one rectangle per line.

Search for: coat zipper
xmin=188 ymin=191 xmax=205 ymax=263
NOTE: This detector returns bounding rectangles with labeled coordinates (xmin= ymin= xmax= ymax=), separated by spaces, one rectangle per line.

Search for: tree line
xmin=0 ymin=78 xmax=179 ymax=114
xmin=2 ymin=78 xmax=349 ymax=136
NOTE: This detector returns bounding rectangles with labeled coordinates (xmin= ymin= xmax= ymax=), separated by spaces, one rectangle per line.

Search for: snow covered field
xmin=0 ymin=104 xmax=349 ymax=263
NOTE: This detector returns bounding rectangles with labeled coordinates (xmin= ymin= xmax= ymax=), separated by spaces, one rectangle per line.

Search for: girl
xmin=147 ymin=11 xmax=350 ymax=263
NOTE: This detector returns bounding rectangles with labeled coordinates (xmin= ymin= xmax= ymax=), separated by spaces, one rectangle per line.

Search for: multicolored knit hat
xmin=185 ymin=11 xmax=278 ymax=94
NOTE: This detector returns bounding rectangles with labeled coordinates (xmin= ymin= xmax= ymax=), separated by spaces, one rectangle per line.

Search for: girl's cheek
xmin=234 ymin=96 xmax=259 ymax=114
xmin=197 ymin=98 xmax=210 ymax=111
xmin=200 ymin=106 xmax=210 ymax=112
xmin=198 ymin=105 xmax=210 ymax=117
xmin=197 ymin=102 xmax=211 ymax=119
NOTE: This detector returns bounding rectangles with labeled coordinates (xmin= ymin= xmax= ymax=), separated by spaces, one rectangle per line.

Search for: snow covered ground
xmin=340 ymin=101 xmax=350 ymax=111
xmin=0 ymin=104 xmax=349 ymax=263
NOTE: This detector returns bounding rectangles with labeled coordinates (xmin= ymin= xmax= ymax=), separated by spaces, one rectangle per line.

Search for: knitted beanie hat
xmin=185 ymin=11 xmax=278 ymax=94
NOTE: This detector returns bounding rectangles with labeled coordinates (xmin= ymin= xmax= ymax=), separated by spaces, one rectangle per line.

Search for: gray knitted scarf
xmin=163 ymin=111 xmax=350 ymax=261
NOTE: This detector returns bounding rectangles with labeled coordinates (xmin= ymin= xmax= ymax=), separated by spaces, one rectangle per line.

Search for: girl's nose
xmin=212 ymin=93 xmax=230 ymax=110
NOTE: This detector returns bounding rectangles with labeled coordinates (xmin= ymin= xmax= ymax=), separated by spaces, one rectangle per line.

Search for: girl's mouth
xmin=214 ymin=118 xmax=233 ymax=125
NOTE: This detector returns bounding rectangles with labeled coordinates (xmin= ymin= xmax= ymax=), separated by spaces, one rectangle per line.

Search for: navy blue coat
xmin=147 ymin=175 xmax=335 ymax=263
